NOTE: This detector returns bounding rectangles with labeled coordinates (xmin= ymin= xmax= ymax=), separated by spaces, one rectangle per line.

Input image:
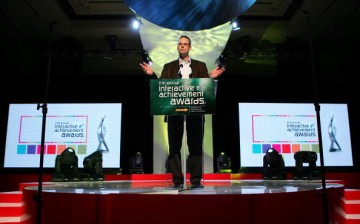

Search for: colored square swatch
xmin=262 ymin=144 xmax=271 ymax=153
xmin=57 ymin=145 xmax=67 ymax=154
xmin=78 ymin=145 xmax=87 ymax=154
xmin=292 ymin=144 xmax=301 ymax=153
xmin=27 ymin=145 xmax=36 ymax=154
xmin=272 ymin=144 xmax=281 ymax=153
xmin=282 ymin=144 xmax=291 ymax=153
xmin=252 ymin=144 xmax=262 ymax=154
xmin=312 ymin=144 xmax=320 ymax=153
xmin=17 ymin=145 xmax=27 ymax=154
xmin=37 ymin=145 xmax=46 ymax=154
xmin=302 ymin=144 xmax=311 ymax=151
xmin=47 ymin=145 xmax=56 ymax=154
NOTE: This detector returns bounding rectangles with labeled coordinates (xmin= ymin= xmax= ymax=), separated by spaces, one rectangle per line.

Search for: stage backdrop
xmin=139 ymin=18 xmax=232 ymax=173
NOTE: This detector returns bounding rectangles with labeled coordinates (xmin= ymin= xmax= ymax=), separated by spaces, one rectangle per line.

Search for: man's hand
xmin=209 ymin=66 xmax=225 ymax=78
xmin=140 ymin=62 xmax=154 ymax=75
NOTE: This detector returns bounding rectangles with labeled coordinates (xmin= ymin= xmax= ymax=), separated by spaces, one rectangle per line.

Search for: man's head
xmin=177 ymin=35 xmax=192 ymax=59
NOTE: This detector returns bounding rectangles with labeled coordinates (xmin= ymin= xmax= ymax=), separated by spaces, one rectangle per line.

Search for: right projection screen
xmin=238 ymin=103 xmax=353 ymax=167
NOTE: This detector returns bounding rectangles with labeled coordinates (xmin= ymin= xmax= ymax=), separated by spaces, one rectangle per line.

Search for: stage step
xmin=338 ymin=189 xmax=360 ymax=224
xmin=0 ymin=191 xmax=28 ymax=224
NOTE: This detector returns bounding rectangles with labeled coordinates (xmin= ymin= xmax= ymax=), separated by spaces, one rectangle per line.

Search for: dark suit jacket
xmin=148 ymin=58 xmax=209 ymax=79
xmin=159 ymin=59 xmax=209 ymax=79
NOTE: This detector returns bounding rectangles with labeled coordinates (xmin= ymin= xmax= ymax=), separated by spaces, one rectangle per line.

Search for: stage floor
xmin=25 ymin=179 xmax=343 ymax=195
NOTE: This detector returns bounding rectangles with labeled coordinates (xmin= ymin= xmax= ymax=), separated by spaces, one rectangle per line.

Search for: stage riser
xmin=20 ymin=186 xmax=342 ymax=224
xmin=2 ymin=178 xmax=360 ymax=224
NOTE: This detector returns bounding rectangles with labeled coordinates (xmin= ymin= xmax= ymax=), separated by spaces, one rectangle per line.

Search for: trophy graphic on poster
xmin=328 ymin=115 xmax=341 ymax=152
xmin=97 ymin=115 xmax=109 ymax=152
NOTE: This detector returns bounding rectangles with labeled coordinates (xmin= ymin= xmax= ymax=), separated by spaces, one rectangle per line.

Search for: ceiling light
xmin=131 ymin=16 xmax=142 ymax=30
xmin=230 ymin=18 xmax=241 ymax=31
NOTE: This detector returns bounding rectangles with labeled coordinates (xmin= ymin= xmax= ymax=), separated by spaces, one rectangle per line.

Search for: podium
xmin=150 ymin=78 xmax=216 ymax=116
xmin=150 ymin=78 xmax=216 ymax=188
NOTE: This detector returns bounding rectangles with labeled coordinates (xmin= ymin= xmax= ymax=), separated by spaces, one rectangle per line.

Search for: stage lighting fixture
xmin=141 ymin=50 xmax=153 ymax=65
xmin=294 ymin=151 xmax=320 ymax=180
xmin=263 ymin=148 xmax=287 ymax=180
xmin=230 ymin=18 xmax=240 ymax=31
xmin=215 ymin=51 xmax=227 ymax=69
xmin=52 ymin=147 xmax=79 ymax=181
xmin=216 ymin=152 xmax=232 ymax=173
xmin=131 ymin=16 xmax=142 ymax=30
xmin=82 ymin=150 xmax=104 ymax=181
xmin=129 ymin=152 xmax=144 ymax=174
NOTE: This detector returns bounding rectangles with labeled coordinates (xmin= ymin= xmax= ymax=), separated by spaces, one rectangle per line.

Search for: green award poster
xmin=150 ymin=78 xmax=216 ymax=115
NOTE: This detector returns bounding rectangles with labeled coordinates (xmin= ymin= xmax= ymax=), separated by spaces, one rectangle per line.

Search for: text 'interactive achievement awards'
xmin=150 ymin=78 xmax=216 ymax=115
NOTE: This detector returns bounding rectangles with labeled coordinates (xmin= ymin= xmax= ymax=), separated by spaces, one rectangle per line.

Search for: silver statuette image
xmin=328 ymin=115 xmax=341 ymax=152
xmin=97 ymin=115 xmax=109 ymax=152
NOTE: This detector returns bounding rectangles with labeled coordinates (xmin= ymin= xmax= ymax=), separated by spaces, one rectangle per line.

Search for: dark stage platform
xmin=21 ymin=179 xmax=344 ymax=224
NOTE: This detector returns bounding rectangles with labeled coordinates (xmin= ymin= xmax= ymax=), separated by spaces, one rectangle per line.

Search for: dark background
xmin=0 ymin=0 xmax=359 ymax=174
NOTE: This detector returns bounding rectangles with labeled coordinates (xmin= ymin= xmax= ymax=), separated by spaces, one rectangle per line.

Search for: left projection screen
xmin=4 ymin=103 xmax=122 ymax=169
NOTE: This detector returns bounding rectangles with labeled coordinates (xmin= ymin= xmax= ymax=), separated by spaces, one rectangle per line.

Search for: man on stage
xmin=140 ymin=35 xmax=225 ymax=189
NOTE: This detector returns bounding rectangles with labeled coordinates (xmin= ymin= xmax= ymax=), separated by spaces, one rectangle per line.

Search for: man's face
xmin=177 ymin=37 xmax=191 ymax=58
